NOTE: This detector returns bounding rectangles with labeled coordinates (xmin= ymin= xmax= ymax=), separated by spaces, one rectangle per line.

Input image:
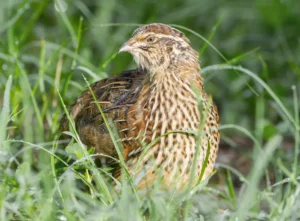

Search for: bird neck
xmin=148 ymin=64 xmax=203 ymax=90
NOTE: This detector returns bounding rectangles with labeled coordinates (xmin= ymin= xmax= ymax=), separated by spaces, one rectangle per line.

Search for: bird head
xmin=119 ymin=23 xmax=199 ymax=73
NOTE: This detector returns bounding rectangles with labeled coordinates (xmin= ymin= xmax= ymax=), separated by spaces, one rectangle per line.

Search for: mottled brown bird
xmin=60 ymin=23 xmax=220 ymax=189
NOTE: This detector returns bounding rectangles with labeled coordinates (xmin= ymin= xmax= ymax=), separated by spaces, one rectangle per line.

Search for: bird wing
xmin=60 ymin=69 xmax=147 ymax=164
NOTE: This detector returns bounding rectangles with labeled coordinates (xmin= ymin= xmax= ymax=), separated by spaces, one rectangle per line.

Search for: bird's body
xmin=61 ymin=24 xmax=220 ymax=189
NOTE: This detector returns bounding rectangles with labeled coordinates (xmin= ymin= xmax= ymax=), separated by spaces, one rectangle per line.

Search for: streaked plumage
xmin=60 ymin=23 xmax=220 ymax=189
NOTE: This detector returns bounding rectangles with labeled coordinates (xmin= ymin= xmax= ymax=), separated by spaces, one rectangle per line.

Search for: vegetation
xmin=0 ymin=0 xmax=299 ymax=220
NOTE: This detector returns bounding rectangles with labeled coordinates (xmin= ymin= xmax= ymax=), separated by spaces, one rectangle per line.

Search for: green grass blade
xmin=292 ymin=85 xmax=300 ymax=178
xmin=0 ymin=75 xmax=12 ymax=150
xmin=55 ymin=0 xmax=77 ymax=48
xmin=199 ymin=17 xmax=223 ymax=56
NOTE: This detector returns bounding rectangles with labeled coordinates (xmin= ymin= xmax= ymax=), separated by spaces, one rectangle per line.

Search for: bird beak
xmin=118 ymin=39 xmax=135 ymax=53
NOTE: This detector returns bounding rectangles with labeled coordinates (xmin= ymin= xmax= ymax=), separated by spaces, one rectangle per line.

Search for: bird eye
xmin=146 ymin=36 xmax=156 ymax=43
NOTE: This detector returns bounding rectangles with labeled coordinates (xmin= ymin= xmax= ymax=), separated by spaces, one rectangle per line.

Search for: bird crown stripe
xmin=132 ymin=24 xmax=188 ymax=42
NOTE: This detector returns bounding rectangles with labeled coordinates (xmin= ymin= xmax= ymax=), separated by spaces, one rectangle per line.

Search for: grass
xmin=0 ymin=0 xmax=300 ymax=220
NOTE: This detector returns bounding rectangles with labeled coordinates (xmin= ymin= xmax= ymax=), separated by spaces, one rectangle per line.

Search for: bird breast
xmin=125 ymin=70 xmax=211 ymax=188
